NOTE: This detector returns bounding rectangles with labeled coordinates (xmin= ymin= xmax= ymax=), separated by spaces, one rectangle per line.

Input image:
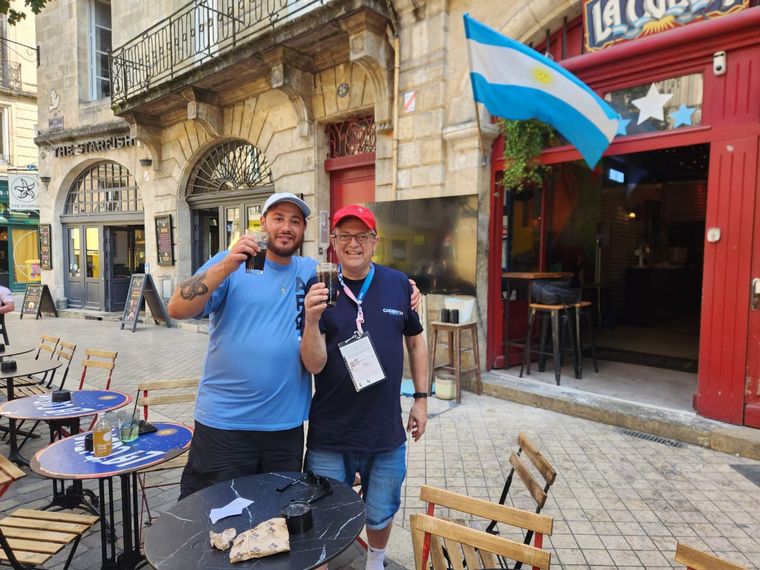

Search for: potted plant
xmin=500 ymin=119 xmax=554 ymax=200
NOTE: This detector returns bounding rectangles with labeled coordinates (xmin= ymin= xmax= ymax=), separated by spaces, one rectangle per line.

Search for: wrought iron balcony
xmin=109 ymin=0 xmax=330 ymax=108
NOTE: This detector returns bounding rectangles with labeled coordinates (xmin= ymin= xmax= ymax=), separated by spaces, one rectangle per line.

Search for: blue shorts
xmin=305 ymin=444 xmax=406 ymax=530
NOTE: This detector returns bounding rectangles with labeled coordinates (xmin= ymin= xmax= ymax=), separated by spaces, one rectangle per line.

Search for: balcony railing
xmin=110 ymin=0 xmax=329 ymax=107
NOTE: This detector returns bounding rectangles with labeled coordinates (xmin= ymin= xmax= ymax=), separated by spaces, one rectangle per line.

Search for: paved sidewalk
xmin=1 ymin=316 xmax=760 ymax=569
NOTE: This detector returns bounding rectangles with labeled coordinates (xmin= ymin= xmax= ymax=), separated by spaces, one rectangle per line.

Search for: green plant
xmin=500 ymin=119 xmax=554 ymax=193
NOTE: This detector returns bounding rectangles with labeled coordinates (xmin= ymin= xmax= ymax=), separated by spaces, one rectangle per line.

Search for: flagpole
xmin=474 ymin=100 xmax=486 ymax=162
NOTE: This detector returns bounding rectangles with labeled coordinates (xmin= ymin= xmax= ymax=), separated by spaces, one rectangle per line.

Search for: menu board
xmin=120 ymin=273 xmax=171 ymax=332
xmin=20 ymin=283 xmax=58 ymax=320
xmin=39 ymin=224 xmax=52 ymax=270
xmin=155 ymin=214 xmax=174 ymax=266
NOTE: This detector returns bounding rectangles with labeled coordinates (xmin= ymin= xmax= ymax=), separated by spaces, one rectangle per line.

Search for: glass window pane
xmin=247 ymin=205 xmax=262 ymax=231
xmin=133 ymin=228 xmax=146 ymax=272
xmin=96 ymin=28 xmax=111 ymax=53
xmin=86 ymin=227 xmax=100 ymax=278
xmin=12 ymin=228 xmax=41 ymax=284
xmin=226 ymin=207 xmax=240 ymax=249
xmin=69 ymin=228 xmax=81 ymax=278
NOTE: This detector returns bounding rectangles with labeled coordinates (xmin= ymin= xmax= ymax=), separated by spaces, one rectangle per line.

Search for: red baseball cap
xmin=332 ymin=204 xmax=377 ymax=232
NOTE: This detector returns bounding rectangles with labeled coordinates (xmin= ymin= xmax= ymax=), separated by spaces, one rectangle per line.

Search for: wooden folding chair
xmin=675 ymin=543 xmax=748 ymax=570
xmin=11 ymin=335 xmax=60 ymax=388
xmin=136 ymin=378 xmax=199 ymax=530
xmin=14 ymin=342 xmax=78 ymax=450
xmin=15 ymin=341 xmax=77 ymax=398
xmin=78 ymin=349 xmax=118 ymax=391
xmin=78 ymin=349 xmax=118 ymax=431
xmin=485 ymin=432 xmax=557 ymax=567
xmin=411 ymin=514 xmax=551 ymax=570
xmin=420 ymin=486 xmax=552 ymax=570
xmin=0 ymin=456 xmax=98 ymax=570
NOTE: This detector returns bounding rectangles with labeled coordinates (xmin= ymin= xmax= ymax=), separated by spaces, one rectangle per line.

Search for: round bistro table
xmin=144 ymin=471 xmax=366 ymax=570
xmin=31 ymin=421 xmax=193 ymax=570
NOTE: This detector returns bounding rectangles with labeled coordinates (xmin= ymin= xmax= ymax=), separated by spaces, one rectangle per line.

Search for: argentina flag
xmin=464 ymin=14 xmax=619 ymax=168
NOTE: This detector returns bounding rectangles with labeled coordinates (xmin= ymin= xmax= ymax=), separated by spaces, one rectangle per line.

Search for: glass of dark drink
xmin=246 ymin=231 xmax=268 ymax=274
xmin=316 ymin=262 xmax=339 ymax=306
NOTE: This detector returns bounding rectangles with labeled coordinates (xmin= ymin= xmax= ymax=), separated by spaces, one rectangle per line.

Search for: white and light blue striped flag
xmin=464 ymin=14 xmax=619 ymax=168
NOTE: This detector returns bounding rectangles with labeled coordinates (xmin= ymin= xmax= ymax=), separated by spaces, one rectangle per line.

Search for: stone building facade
xmin=1 ymin=2 xmax=40 ymax=290
xmin=34 ymin=0 xmax=581 ymax=357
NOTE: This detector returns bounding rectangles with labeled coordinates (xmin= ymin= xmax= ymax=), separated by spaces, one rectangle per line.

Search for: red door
xmin=694 ymin=136 xmax=758 ymax=424
xmin=325 ymin=152 xmax=375 ymax=261
xmin=742 ymin=136 xmax=760 ymax=428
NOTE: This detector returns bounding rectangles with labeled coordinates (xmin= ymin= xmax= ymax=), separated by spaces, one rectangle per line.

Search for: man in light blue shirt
xmin=168 ymin=192 xmax=315 ymax=498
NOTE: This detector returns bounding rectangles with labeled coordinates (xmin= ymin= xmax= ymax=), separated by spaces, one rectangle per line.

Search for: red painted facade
xmin=487 ymin=7 xmax=760 ymax=426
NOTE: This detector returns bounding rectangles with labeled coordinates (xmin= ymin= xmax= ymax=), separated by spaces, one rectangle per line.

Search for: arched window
xmin=65 ymin=161 xmax=142 ymax=215
xmin=188 ymin=140 xmax=273 ymax=195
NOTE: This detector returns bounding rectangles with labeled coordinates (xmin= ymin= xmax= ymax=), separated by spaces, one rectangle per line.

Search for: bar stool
xmin=574 ymin=301 xmax=599 ymax=377
xmin=520 ymin=303 xmax=578 ymax=385
xmin=427 ymin=321 xmax=482 ymax=403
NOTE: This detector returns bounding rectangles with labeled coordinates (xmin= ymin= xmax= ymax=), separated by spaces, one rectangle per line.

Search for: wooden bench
xmin=0 ymin=456 xmax=98 ymax=570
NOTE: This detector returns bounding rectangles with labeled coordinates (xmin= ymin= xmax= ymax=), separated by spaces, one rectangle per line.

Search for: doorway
xmin=103 ymin=226 xmax=145 ymax=312
xmin=492 ymin=143 xmax=709 ymax=412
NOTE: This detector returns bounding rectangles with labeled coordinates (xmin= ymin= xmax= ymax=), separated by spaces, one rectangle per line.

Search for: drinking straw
xmin=131 ymin=387 xmax=140 ymax=421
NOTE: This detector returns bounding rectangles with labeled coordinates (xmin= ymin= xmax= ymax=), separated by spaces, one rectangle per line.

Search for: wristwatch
xmin=412 ymin=392 xmax=428 ymax=399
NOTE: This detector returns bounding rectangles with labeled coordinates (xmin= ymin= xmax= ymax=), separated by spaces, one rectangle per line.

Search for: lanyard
xmin=338 ymin=263 xmax=375 ymax=333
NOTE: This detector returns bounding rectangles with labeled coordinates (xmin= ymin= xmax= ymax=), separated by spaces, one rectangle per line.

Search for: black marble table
xmin=144 ymin=471 xmax=366 ymax=570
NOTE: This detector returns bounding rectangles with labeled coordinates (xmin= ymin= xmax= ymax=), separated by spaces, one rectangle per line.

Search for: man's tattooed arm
xmin=178 ymin=271 xmax=209 ymax=301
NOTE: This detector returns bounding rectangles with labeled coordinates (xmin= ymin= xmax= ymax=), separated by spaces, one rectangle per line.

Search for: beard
xmin=267 ymin=232 xmax=304 ymax=258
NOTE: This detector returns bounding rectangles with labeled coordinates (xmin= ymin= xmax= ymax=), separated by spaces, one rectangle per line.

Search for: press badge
xmin=338 ymin=331 xmax=386 ymax=392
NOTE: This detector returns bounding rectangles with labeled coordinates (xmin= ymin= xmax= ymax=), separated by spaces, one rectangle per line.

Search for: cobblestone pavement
xmin=2 ymin=316 xmax=760 ymax=569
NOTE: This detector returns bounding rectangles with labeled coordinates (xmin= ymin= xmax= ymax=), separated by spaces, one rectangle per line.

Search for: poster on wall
xmin=583 ymin=0 xmax=748 ymax=52
xmin=155 ymin=215 xmax=175 ymax=266
xmin=39 ymin=224 xmax=52 ymax=270
xmin=8 ymin=172 xmax=40 ymax=211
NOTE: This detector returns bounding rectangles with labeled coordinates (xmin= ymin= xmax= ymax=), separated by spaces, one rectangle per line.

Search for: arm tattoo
xmin=179 ymin=271 xmax=209 ymax=301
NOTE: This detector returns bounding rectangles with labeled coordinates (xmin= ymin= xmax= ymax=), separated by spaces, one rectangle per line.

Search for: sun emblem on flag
xmin=532 ymin=67 xmax=554 ymax=86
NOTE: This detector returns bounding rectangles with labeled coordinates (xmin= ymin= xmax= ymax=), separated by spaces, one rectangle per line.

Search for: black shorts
xmin=179 ymin=421 xmax=304 ymax=499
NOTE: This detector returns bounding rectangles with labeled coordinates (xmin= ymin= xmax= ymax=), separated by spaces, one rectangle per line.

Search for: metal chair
xmin=135 ymin=378 xmax=199 ymax=532
xmin=674 ymin=543 xmax=748 ymax=570
xmin=420 ymin=485 xmax=553 ymax=570
xmin=14 ymin=342 xmax=78 ymax=450
xmin=484 ymin=433 xmax=557 ymax=569
xmin=0 ymin=455 xmax=98 ymax=570
xmin=411 ymin=513 xmax=551 ymax=570
xmin=78 ymin=348 xmax=118 ymax=431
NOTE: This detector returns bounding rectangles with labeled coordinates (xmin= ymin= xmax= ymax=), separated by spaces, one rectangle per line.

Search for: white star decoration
xmin=632 ymin=84 xmax=673 ymax=125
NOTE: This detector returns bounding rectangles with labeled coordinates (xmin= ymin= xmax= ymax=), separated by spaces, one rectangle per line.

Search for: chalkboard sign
xmin=155 ymin=214 xmax=175 ymax=266
xmin=39 ymin=224 xmax=52 ymax=270
xmin=20 ymin=284 xmax=58 ymax=320
xmin=120 ymin=273 xmax=172 ymax=332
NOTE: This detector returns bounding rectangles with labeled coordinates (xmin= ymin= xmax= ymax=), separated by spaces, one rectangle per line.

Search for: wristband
xmin=412 ymin=392 xmax=428 ymax=399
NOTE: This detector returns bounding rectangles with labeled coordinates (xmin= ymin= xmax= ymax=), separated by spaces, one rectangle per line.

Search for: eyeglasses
xmin=331 ymin=232 xmax=375 ymax=245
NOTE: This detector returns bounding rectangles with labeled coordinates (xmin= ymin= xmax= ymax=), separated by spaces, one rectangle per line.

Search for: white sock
xmin=366 ymin=546 xmax=386 ymax=570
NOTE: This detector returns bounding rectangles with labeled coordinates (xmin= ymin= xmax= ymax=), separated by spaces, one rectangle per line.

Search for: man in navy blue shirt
xmin=301 ymin=204 xmax=428 ymax=570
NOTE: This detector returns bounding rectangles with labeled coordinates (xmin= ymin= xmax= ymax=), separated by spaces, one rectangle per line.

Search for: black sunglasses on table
xmin=276 ymin=471 xmax=333 ymax=504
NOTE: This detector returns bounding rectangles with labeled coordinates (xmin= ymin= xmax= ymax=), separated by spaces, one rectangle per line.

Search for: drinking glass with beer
xmin=316 ymin=262 xmax=339 ymax=306
xmin=246 ymin=231 xmax=268 ymax=273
